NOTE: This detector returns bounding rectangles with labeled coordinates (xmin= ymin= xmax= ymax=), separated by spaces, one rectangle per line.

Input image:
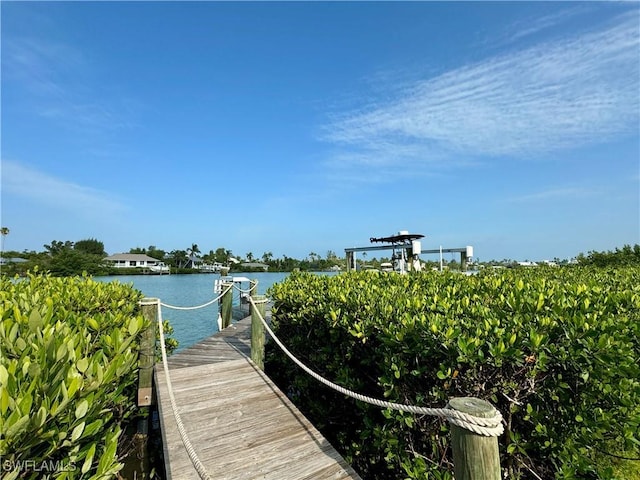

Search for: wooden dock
xmin=154 ymin=317 xmax=362 ymax=480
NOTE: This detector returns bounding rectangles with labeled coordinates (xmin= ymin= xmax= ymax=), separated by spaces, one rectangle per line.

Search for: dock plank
xmin=155 ymin=317 xmax=361 ymax=480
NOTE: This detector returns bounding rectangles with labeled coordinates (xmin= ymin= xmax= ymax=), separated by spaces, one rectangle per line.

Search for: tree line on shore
xmin=0 ymin=237 xmax=348 ymax=276
xmin=0 ymin=231 xmax=638 ymax=277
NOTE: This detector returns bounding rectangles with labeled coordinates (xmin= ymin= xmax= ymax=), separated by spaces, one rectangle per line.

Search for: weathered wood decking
xmin=154 ymin=317 xmax=361 ymax=480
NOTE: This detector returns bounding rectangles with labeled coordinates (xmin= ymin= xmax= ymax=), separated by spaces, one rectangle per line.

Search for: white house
xmin=104 ymin=253 xmax=169 ymax=273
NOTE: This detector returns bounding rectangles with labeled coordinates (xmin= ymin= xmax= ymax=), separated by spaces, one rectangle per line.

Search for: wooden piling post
xmin=136 ymin=298 xmax=158 ymax=477
xmin=138 ymin=298 xmax=157 ymax=407
xmin=220 ymin=282 xmax=233 ymax=329
xmin=250 ymin=293 xmax=267 ymax=370
xmin=449 ymin=397 xmax=501 ymax=480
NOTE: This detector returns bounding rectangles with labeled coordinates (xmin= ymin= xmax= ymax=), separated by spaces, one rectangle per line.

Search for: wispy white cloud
xmin=1 ymin=160 xmax=128 ymax=217
xmin=509 ymin=186 xmax=597 ymax=203
xmin=321 ymin=9 xmax=640 ymax=183
xmin=490 ymin=6 xmax=593 ymax=47
xmin=4 ymin=37 xmax=83 ymax=97
xmin=3 ymin=36 xmax=133 ymax=134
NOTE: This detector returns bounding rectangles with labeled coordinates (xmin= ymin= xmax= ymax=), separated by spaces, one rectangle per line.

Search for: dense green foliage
xmin=1 ymin=239 xmax=111 ymax=277
xmin=577 ymin=244 xmax=640 ymax=267
xmin=0 ymin=273 xmax=149 ymax=479
xmin=73 ymin=239 xmax=106 ymax=257
xmin=265 ymin=268 xmax=640 ymax=479
xmin=129 ymin=245 xmax=166 ymax=261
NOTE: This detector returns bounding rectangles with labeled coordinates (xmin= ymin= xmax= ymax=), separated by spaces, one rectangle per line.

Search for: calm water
xmin=96 ymin=272 xmax=334 ymax=350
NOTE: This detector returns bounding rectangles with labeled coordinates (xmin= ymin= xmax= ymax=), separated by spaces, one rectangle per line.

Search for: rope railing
xmin=142 ymin=276 xmax=502 ymax=479
xmin=161 ymin=284 xmax=232 ymax=311
xmin=141 ymin=281 xmax=248 ymax=480
xmin=146 ymin=282 xmax=241 ymax=479
xmin=232 ymin=282 xmax=257 ymax=295
xmin=247 ymin=295 xmax=504 ymax=437
xmin=143 ymin=297 xmax=213 ymax=480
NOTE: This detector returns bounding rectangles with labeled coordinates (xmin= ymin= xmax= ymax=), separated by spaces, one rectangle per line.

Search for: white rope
xmin=233 ymin=282 xmax=257 ymax=295
xmin=248 ymin=297 xmax=504 ymax=437
xmin=142 ymin=299 xmax=212 ymax=480
xmin=161 ymin=284 xmax=232 ymax=311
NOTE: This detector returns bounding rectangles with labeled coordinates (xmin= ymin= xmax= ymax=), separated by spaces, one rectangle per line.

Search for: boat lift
xmin=345 ymin=231 xmax=474 ymax=273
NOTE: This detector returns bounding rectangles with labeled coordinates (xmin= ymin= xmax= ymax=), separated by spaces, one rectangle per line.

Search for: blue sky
xmin=1 ymin=2 xmax=638 ymax=263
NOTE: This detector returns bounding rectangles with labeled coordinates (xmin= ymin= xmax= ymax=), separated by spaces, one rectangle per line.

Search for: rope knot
xmin=445 ymin=398 xmax=504 ymax=437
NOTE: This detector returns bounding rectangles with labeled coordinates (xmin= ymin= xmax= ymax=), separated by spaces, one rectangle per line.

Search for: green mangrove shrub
xmin=0 ymin=273 xmax=148 ymax=479
xmin=265 ymin=268 xmax=640 ymax=479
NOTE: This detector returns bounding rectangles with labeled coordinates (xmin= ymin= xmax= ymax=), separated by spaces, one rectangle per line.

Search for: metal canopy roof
xmin=370 ymin=233 xmax=425 ymax=244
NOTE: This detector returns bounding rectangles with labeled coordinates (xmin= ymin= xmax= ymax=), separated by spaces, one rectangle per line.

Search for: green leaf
xmin=21 ymin=360 xmax=31 ymax=377
xmin=96 ymin=429 xmax=120 ymax=475
xmin=128 ymin=316 xmax=141 ymax=336
xmin=5 ymin=414 xmax=30 ymax=439
xmin=2 ymin=469 xmax=19 ymax=480
xmin=67 ymin=376 xmax=81 ymax=398
xmin=34 ymin=406 xmax=48 ymax=428
xmin=82 ymin=443 xmax=97 ymax=474
xmin=28 ymin=362 xmax=41 ymax=378
xmin=56 ymin=343 xmax=68 ymax=362
xmin=18 ymin=393 xmax=33 ymax=415
xmin=0 ymin=387 xmax=10 ymax=415
xmin=28 ymin=309 xmax=43 ymax=332
xmin=15 ymin=337 xmax=27 ymax=352
xmin=82 ymin=419 xmax=103 ymax=438
xmin=0 ymin=364 xmax=8 ymax=386
xmin=75 ymin=399 xmax=89 ymax=419
xmin=536 ymin=292 xmax=545 ymax=311
xmin=71 ymin=421 xmax=85 ymax=441
xmin=77 ymin=357 xmax=89 ymax=373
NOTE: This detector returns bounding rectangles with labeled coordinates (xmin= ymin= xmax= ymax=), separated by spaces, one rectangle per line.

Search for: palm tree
xmin=170 ymin=250 xmax=188 ymax=268
xmin=186 ymin=243 xmax=200 ymax=268
xmin=0 ymin=227 xmax=8 ymax=255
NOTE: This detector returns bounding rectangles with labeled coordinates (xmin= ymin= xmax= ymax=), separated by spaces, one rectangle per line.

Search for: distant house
xmin=197 ymin=262 xmax=225 ymax=273
xmin=240 ymin=262 xmax=269 ymax=271
xmin=184 ymin=255 xmax=203 ymax=269
xmin=104 ymin=253 xmax=168 ymax=272
xmin=0 ymin=257 xmax=28 ymax=266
